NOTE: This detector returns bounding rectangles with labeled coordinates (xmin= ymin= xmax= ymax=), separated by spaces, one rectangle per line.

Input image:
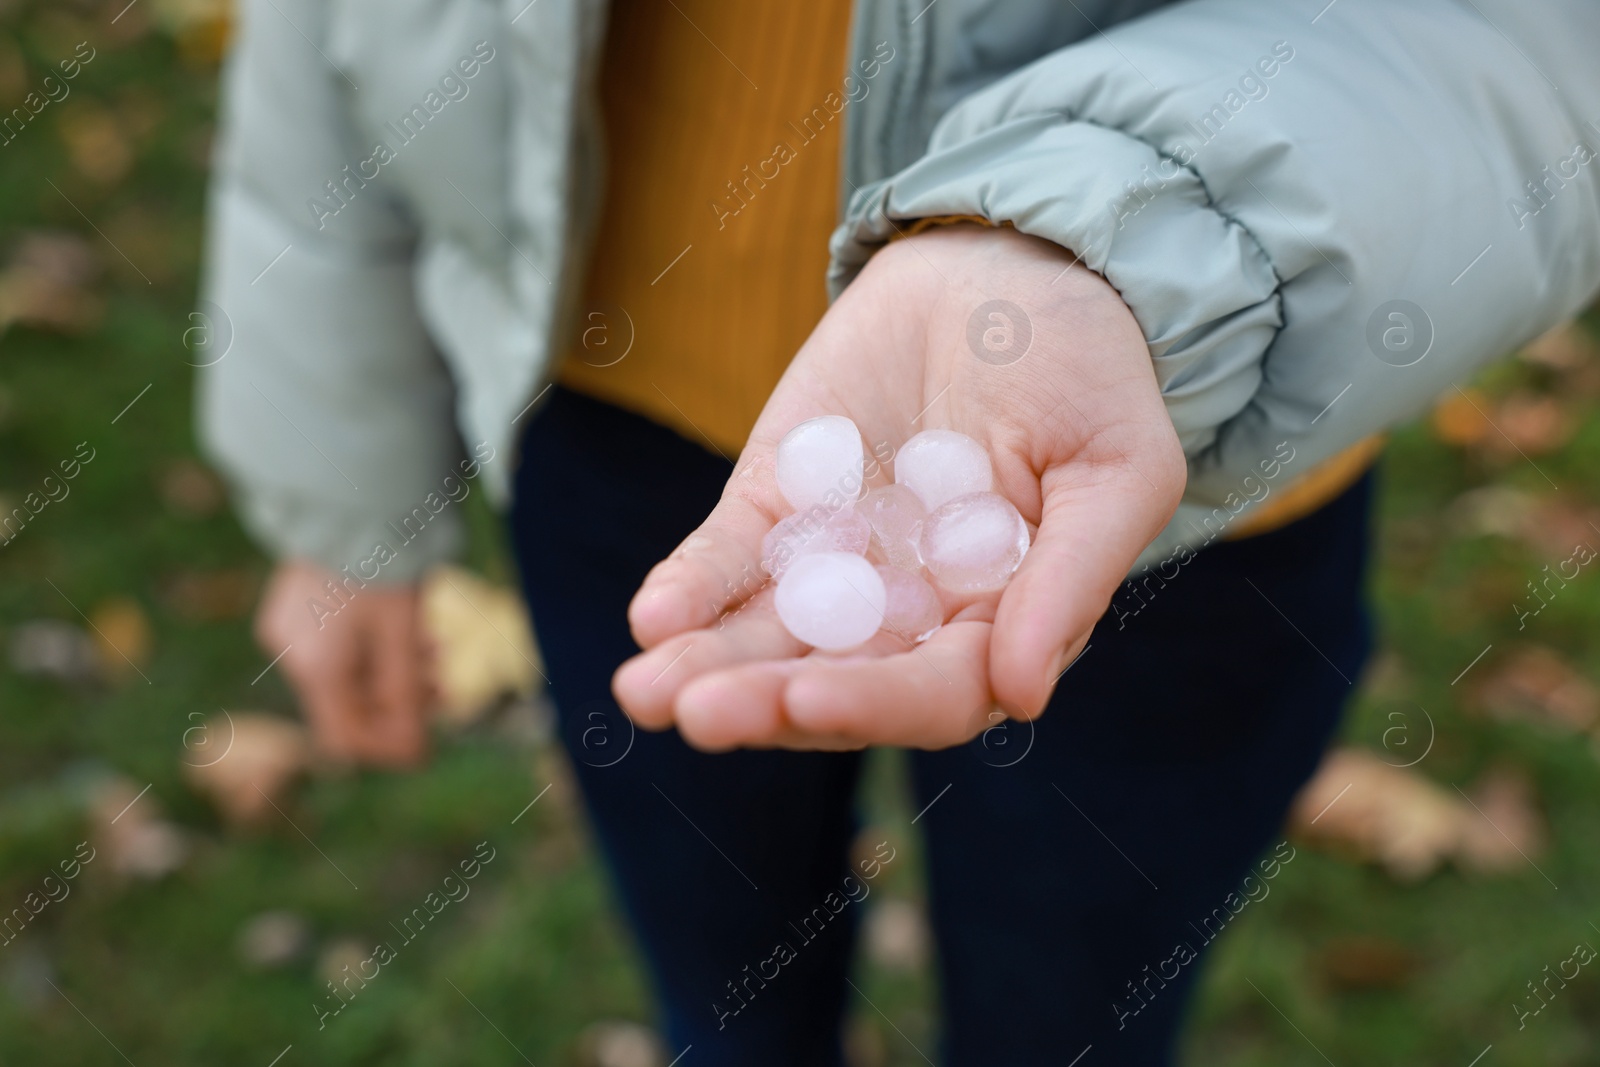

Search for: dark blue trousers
xmin=509 ymin=386 xmax=1372 ymax=1066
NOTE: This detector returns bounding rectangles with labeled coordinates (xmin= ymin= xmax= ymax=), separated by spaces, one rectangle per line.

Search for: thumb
xmin=988 ymin=461 xmax=1181 ymax=716
xmin=626 ymin=458 xmax=783 ymax=649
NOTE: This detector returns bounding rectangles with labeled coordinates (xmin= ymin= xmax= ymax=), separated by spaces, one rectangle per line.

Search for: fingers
xmin=627 ymin=462 xmax=784 ymax=649
xmin=783 ymin=620 xmax=994 ymax=747
xmin=673 ymin=620 xmax=994 ymax=751
xmin=257 ymin=566 xmax=363 ymax=764
xmin=627 ymin=463 xmax=1173 ymax=747
xmin=613 ymin=589 xmax=806 ymax=729
xmin=674 ymin=659 xmax=880 ymax=752
xmin=356 ymin=595 xmax=430 ymax=768
xmin=285 ymin=638 xmax=367 ymax=764
xmin=674 ymin=661 xmax=800 ymax=750
xmin=988 ymin=464 xmax=1175 ymax=716
xmin=254 ymin=561 xmax=432 ymax=768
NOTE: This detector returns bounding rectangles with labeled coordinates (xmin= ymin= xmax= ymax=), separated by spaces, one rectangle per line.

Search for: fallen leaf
xmin=1384 ymin=517 xmax=1442 ymax=585
xmin=158 ymin=457 xmax=226 ymax=517
xmin=496 ymin=692 xmax=555 ymax=749
xmin=0 ymin=41 xmax=25 ymax=102
xmin=114 ymin=86 xmax=164 ymax=147
xmin=532 ymin=745 xmax=579 ymax=817
xmin=162 ymin=568 xmax=257 ymax=622
xmin=1358 ymin=650 xmax=1410 ymax=701
xmin=1519 ymin=321 xmax=1599 ymax=371
xmin=574 ymin=1021 xmax=664 ymax=1067
xmin=88 ymin=597 xmax=152 ymax=678
xmin=421 ymin=565 xmax=542 ymax=727
xmin=1445 ymin=485 xmax=1538 ymax=540
xmin=106 ymin=0 xmax=154 ymax=45
xmin=1290 ymin=748 xmax=1549 ymax=882
xmin=0 ymin=230 xmax=104 ymax=336
xmin=7 ymin=230 xmax=99 ymax=284
xmin=89 ymin=776 xmax=188 ymax=880
xmin=58 ymin=103 xmax=133 ymax=185
xmin=7 ymin=619 xmax=99 ymax=684
xmin=1486 ymin=393 xmax=1572 ymax=457
xmin=863 ymin=898 xmax=930 ymax=973
xmin=1431 ymin=389 xmax=1494 ymax=448
xmin=176 ymin=16 xmax=232 ymax=66
xmin=1446 ymin=489 xmax=1600 ymax=558
xmin=526 ymin=822 xmax=584 ymax=875
xmin=1563 ymin=357 xmax=1600 ymax=402
xmin=1473 ymin=646 xmax=1600 ymax=734
xmin=1290 ymin=748 xmax=1465 ymax=881
xmin=850 ymin=827 xmax=894 ymax=879
xmin=1457 ymin=766 xmax=1547 ymax=875
xmin=1317 ymin=936 xmax=1421 ymax=991
xmin=237 ymin=910 xmax=310 ymax=969
xmin=153 ymin=0 xmax=234 ymax=66
xmin=152 ymin=0 xmax=231 ymax=35
xmin=182 ymin=712 xmax=310 ymax=826
xmin=1471 ymin=571 xmax=1530 ymax=620
xmin=845 ymin=1017 xmax=890 ymax=1067
xmin=104 ymin=205 xmax=183 ymax=286
xmin=316 ymin=938 xmax=371 ymax=989
xmin=1519 ymin=497 xmax=1600 ymax=561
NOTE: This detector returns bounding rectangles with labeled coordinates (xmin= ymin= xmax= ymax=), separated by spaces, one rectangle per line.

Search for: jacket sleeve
xmin=829 ymin=0 xmax=1600 ymax=515
xmin=196 ymin=0 xmax=465 ymax=583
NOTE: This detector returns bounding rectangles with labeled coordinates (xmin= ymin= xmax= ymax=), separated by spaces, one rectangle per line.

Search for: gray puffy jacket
xmin=199 ymin=0 xmax=1600 ymax=580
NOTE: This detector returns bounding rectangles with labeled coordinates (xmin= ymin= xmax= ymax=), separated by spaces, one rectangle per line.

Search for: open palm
xmin=613 ymin=224 xmax=1186 ymax=751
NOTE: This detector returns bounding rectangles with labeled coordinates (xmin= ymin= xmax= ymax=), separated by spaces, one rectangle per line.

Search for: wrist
xmin=863 ymin=223 xmax=1143 ymax=376
xmin=877 ymin=223 xmax=1136 ymax=332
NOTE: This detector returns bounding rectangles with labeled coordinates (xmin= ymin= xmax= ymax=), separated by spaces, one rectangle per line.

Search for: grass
xmin=2 ymin=3 xmax=1599 ymax=1064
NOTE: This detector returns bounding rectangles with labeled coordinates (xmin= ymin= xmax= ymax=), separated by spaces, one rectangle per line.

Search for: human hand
xmin=255 ymin=560 xmax=434 ymax=767
xmin=613 ymin=224 xmax=1186 ymax=751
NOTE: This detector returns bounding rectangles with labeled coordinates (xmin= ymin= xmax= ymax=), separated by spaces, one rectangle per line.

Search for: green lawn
xmin=3 ymin=4 xmax=1599 ymax=1065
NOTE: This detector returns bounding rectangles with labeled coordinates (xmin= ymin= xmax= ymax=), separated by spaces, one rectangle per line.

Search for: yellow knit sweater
xmin=562 ymin=0 xmax=1377 ymax=535
xmin=560 ymin=0 xmax=852 ymax=460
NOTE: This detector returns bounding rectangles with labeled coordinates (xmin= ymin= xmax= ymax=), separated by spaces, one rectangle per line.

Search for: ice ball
xmin=762 ymin=505 xmax=871 ymax=579
xmin=774 ymin=552 xmax=886 ymax=651
xmin=894 ymin=429 xmax=992 ymax=511
xmin=875 ymin=565 xmax=943 ymax=644
xmin=859 ymin=484 xmax=926 ymax=572
xmin=776 ymin=416 xmax=865 ymax=512
xmin=918 ymin=492 xmax=1030 ymax=594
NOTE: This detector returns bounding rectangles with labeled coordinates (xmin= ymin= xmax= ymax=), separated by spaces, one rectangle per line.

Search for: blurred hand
xmin=613 ymin=224 xmax=1186 ymax=751
xmin=256 ymin=560 xmax=433 ymax=767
